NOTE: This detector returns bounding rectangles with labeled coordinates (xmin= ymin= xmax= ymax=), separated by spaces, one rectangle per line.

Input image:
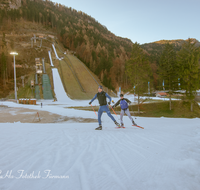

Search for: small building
xmin=156 ymin=92 xmax=167 ymax=98
xmin=195 ymin=91 xmax=200 ymax=102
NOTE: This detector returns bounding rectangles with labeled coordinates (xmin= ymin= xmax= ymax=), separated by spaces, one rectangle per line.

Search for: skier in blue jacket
xmin=112 ymin=93 xmax=137 ymax=127
xmin=89 ymin=85 xmax=120 ymax=130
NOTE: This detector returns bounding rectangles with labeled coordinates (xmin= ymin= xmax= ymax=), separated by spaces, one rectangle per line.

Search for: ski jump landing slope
xmin=55 ymin=45 xmax=103 ymax=99
xmin=52 ymin=68 xmax=73 ymax=103
xmin=66 ymin=54 xmax=100 ymax=93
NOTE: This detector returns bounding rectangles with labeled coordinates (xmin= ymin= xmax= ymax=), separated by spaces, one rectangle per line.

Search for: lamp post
xmin=10 ymin=52 xmax=18 ymax=100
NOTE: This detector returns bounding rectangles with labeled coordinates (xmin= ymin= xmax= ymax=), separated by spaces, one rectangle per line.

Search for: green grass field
xmin=69 ymin=100 xmax=200 ymax=118
xmin=7 ymin=73 xmax=35 ymax=99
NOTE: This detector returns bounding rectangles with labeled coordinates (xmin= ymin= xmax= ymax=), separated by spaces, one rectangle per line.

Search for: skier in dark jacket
xmin=89 ymin=85 xmax=120 ymax=130
xmin=112 ymin=93 xmax=137 ymax=127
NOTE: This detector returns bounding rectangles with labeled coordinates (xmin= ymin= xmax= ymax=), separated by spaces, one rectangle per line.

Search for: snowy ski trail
xmin=0 ymin=116 xmax=199 ymax=190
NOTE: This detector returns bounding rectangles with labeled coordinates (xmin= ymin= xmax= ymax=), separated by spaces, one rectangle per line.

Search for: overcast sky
xmin=51 ymin=0 xmax=200 ymax=44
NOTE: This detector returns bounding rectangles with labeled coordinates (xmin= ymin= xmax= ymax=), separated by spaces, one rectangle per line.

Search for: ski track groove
xmin=92 ymin=137 xmax=126 ymax=190
xmin=133 ymin=133 xmax=167 ymax=147
xmin=116 ymin=132 xmax=152 ymax=183
xmin=100 ymin=131 xmax=142 ymax=189
xmin=103 ymin=137 xmax=131 ymax=180
xmin=100 ymin=126 xmax=190 ymax=189
xmin=58 ymin=131 xmax=104 ymax=190
xmin=119 ymin=132 xmax=152 ymax=157
xmin=130 ymin=130 xmax=191 ymax=189
xmin=0 ymin=128 xmax=70 ymax=178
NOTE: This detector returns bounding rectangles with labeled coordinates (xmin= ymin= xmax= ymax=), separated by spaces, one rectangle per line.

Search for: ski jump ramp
xmin=52 ymin=44 xmax=62 ymax=60
xmin=48 ymin=51 xmax=54 ymax=67
xmin=52 ymin=68 xmax=73 ymax=103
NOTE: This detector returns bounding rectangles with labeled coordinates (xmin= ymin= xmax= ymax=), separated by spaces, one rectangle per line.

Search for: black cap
xmin=98 ymin=85 xmax=103 ymax=89
xmin=120 ymin=94 xmax=124 ymax=97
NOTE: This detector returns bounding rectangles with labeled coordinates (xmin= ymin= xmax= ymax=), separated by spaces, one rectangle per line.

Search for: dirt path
xmin=0 ymin=105 xmax=96 ymax=123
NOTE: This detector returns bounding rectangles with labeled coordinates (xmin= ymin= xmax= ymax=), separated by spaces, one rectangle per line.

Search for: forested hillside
xmin=0 ymin=0 xmax=200 ymax=98
xmin=21 ymin=0 xmax=133 ymax=89
xmin=0 ymin=0 xmax=133 ymax=95
xmin=141 ymin=38 xmax=200 ymax=88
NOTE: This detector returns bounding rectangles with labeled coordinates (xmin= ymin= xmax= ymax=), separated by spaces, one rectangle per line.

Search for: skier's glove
xmin=89 ymin=102 xmax=92 ymax=105
xmin=108 ymin=102 xmax=111 ymax=105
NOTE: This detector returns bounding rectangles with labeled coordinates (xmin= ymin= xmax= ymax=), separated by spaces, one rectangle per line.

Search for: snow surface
xmin=52 ymin=68 xmax=74 ymax=103
xmin=0 ymin=100 xmax=200 ymax=190
xmin=0 ymin=69 xmax=199 ymax=190
xmin=48 ymin=51 xmax=54 ymax=67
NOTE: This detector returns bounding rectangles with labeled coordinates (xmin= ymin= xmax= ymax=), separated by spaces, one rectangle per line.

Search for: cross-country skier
xmin=112 ymin=93 xmax=137 ymax=128
xmin=89 ymin=85 xmax=120 ymax=130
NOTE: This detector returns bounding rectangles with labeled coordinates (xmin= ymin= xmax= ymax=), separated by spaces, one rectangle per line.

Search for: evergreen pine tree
xmin=126 ymin=42 xmax=152 ymax=113
xmin=1 ymin=52 xmax=7 ymax=85
xmin=159 ymin=43 xmax=179 ymax=110
xmin=177 ymin=38 xmax=200 ymax=111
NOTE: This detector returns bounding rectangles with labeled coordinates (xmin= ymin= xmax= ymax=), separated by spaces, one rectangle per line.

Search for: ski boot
xmin=120 ymin=123 xmax=125 ymax=128
xmin=95 ymin=125 xmax=102 ymax=130
xmin=132 ymin=120 xmax=137 ymax=126
xmin=114 ymin=121 xmax=120 ymax=127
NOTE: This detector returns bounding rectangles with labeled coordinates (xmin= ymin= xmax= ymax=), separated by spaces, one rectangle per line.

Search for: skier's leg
xmin=98 ymin=106 xmax=103 ymax=125
xmin=104 ymin=105 xmax=116 ymax=122
xmin=125 ymin=108 xmax=137 ymax=125
xmin=105 ymin=105 xmax=117 ymax=122
xmin=120 ymin=110 xmax=125 ymax=125
xmin=125 ymin=108 xmax=132 ymax=120
xmin=98 ymin=105 xmax=119 ymax=127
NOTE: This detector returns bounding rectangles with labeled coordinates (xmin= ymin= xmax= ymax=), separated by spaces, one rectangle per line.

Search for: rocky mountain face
xmin=0 ymin=0 xmax=21 ymax=9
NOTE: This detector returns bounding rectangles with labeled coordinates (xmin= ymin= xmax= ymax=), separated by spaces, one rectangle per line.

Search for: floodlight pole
xmin=10 ymin=52 xmax=18 ymax=100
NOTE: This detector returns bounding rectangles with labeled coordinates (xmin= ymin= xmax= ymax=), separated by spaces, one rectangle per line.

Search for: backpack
xmin=120 ymin=99 xmax=128 ymax=110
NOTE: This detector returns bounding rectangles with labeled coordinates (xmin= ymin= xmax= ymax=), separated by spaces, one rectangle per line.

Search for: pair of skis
xmin=115 ymin=125 xmax=144 ymax=129
xmin=109 ymin=105 xmax=144 ymax=129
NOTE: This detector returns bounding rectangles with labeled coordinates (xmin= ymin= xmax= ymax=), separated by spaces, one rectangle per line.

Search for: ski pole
xmin=110 ymin=105 xmax=119 ymax=120
xmin=91 ymin=104 xmax=98 ymax=117
xmin=129 ymin=103 xmax=137 ymax=120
